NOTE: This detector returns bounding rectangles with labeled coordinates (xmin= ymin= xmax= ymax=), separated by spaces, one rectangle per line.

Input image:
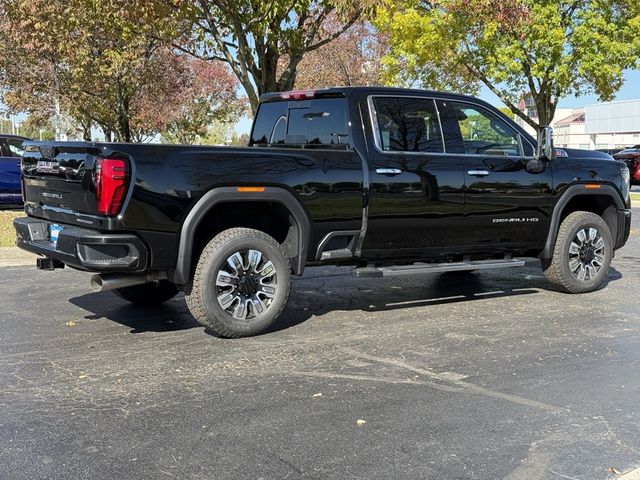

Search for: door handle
xmin=376 ymin=168 xmax=402 ymax=176
xmin=467 ymin=169 xmax=490 ymax=176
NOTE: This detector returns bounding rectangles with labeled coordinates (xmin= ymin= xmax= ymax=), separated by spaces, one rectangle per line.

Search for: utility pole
xmin=54 ymin=97 xmax=62 ymax=141
xmin=53 ymin=72 xmax=62 ymax=141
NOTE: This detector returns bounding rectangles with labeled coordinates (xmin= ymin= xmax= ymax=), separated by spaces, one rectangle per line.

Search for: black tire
xmin=113 ymin=280 xmax=180 ymax=305
xmin=541 ymin=211 xmax=613 ymax=293
xmin=185 ymin=228 xmax=291 ymax=338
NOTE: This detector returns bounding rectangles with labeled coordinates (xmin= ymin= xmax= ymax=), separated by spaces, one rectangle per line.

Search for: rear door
xmin=361 ymin=95 xmax=466 ymax=256
xmin=436 ymin=99 xmax=553 ymax=248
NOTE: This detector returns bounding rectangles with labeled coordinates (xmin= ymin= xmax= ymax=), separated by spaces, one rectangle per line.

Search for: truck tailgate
xmin=21 ymin=142 xmax=131 ymax=227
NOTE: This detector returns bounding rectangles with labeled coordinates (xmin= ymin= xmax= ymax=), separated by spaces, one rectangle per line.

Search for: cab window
xmin=250 ymin=98 xmax=350 ymax=148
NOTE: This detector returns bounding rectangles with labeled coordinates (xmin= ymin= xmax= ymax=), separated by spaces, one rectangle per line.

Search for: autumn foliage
xmin=0 ymin=0 xmax=242 ymax=142
xmin=293 ymin=21 xmax=388 ymax=90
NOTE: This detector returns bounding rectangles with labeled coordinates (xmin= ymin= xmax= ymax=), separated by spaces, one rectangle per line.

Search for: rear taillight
xmin=95 ymin=157 xmax=128 ymax=216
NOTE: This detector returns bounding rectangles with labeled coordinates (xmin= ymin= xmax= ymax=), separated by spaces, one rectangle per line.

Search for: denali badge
xmin=36 ymin=160 xmax=60 ymax=173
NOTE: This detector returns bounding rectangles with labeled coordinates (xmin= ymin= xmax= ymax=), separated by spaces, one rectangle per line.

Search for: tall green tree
xmin=376 ymin=0 xmax=640 ymax=128
xmin=171 ymin=0 xmax=376 ymax=112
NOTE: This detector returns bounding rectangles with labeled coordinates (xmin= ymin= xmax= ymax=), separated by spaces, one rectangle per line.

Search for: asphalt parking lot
xmin=1 ymin=210 xmax=639 ymax=480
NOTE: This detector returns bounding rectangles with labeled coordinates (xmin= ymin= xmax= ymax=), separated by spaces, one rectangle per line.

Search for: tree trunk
xmin=534 ymin=94 xmax=557 ymax=129
xmin=101 ymin=127 xmax=113 ymax=142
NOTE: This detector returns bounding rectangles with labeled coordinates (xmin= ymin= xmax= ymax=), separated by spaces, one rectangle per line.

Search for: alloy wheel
xmin=215 ymin=249 xmax=278 ymax=320
xmin=568 ymin=227 xmax=605 ymax=281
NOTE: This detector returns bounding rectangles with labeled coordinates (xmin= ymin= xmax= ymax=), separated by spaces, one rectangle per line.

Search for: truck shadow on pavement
xmin=266 ymin=265 xmax=623 ymax=334
xmin=69 ymin=293 xmax=199 ymax=333
xmin=67 ymin=266 xmax=623 ymax=335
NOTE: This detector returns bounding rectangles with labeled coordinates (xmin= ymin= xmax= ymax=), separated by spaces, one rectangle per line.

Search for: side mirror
xmin=537 ymin=126 xmax=555 ymax=160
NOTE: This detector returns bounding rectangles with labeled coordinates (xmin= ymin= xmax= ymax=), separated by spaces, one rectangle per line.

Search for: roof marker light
xmin=280 ymin=90 xmax=316 ymax=100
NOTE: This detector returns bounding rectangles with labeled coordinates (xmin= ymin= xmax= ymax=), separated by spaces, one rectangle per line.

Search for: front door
xmin=435 ymin=99 xmax=553 ymax=249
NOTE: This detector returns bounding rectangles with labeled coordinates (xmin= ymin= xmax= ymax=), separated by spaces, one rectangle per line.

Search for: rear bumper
xmin=13 ymin=217 xmax=148 ymax=272
xmin=616 ymin=208 xmax=632 ymax=250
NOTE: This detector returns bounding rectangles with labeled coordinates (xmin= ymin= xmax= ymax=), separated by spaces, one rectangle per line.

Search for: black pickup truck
xmin=14 ymin=87 xmax=632 ymax=337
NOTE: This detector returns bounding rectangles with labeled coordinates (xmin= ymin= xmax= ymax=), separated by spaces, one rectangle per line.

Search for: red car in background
xmin=614 ymin=145 xmax=640 ymax=185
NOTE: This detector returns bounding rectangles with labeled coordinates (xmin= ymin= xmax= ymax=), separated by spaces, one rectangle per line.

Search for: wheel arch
xmin=171 ymin=187 xmax=311 ymax=285
xmin=540 ymin=184 xmax=625 ymax=260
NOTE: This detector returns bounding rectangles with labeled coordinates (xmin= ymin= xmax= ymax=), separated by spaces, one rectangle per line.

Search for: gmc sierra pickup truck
xmin=14 ymin=87 xmax=632 ymax=337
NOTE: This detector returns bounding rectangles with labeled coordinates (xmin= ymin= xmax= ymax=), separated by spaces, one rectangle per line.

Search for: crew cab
xmin=14 ymin=87 xmax=632 ymax=337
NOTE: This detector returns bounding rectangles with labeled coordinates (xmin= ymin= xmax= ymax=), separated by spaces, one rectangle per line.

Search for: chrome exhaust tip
xmin=90 ymin=272 xmax=167 ymax=292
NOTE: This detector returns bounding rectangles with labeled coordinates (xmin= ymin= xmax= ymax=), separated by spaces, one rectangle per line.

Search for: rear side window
xmin=250 ymin=98 xmax=350 ymax=148
xmin=372 ymin=97 xmax=444 ymax=153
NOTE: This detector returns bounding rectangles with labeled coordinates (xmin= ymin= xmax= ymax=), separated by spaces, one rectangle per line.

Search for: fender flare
xmin=171 ymin=186 xmax=311 ymax=285
xmin=540 ymin=183 xmax=625 ymax=259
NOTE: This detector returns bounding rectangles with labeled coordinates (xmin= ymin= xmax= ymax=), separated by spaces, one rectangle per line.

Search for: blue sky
xmin=478 ymin=69 xmax=640 ymax=109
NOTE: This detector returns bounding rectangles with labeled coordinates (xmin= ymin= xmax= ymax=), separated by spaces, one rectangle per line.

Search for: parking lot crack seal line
xmin=291 ymin=371 xmax=462 ymax=392
xmin=339 ymin=347 xmax=566 ymax=414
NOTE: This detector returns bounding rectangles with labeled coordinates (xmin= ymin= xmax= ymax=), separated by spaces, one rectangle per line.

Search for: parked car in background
xmin=613 ymin=146 xmax=640 ymax=185
xmin=596 ymin=148 xmax=626 ymax=156
xmin=0 ymin=134 xmax=30 ymax=206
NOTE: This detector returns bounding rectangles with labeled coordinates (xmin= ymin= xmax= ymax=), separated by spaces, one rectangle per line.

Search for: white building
xmin=554 ymin=110 xmax=591 ymax=149
xmin=514 ymin=95 xmax=640 ymax=150
xmin=583 ymin=99 xmax=640 ymax=149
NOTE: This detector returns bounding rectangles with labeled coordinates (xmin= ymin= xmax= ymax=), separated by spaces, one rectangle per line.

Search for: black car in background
xmin=0 ymin=134 xmax=30 ymax=206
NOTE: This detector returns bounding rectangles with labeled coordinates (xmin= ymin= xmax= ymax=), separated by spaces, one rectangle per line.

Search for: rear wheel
xmin=185 ymin=228 xmax=291 ymax=338
xmin=541 ymin=211 xmax=612 ymax=293
xmin=113 ymin=280 xmax=179 ymax=305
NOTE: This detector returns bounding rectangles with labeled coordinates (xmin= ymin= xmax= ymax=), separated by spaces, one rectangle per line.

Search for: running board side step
xmin=353 ymin=258 xmax=526 ymax=278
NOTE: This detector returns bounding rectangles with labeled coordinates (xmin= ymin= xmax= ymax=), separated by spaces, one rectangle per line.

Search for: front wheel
xmin=541 ymin=211 xmax=613 ymax=293
xmin=185 ymin=228 xmax=291 ymax=338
